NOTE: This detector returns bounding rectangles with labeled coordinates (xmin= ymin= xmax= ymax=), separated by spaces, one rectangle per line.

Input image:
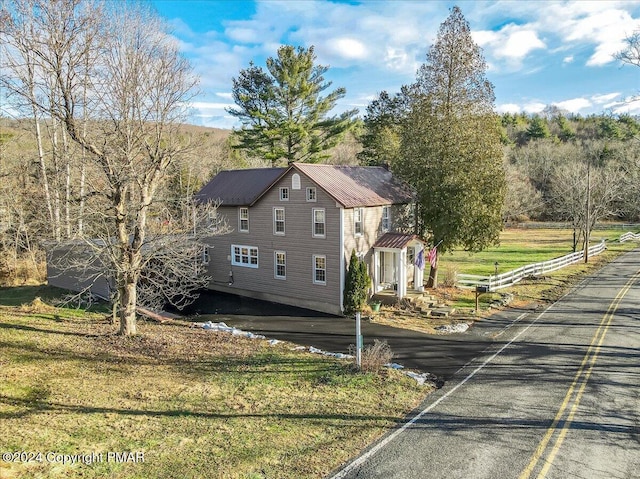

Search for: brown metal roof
xmin=292 ymin=163 xmax=413 ymax=208
xmin=197 ymin=167 xmax=287 ymax=206
xmin=373 ymin=232 xmax=423 ymax=249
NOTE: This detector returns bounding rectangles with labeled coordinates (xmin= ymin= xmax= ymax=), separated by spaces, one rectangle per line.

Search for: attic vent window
xmin=292 ymin=173 xmax=301 ymax=190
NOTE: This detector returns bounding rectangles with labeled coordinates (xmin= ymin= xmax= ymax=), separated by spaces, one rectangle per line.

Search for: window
xmin=231 ymin=245 xmax=258 ymax=268
xmin=202 ymin=247 xmax=210 ymax=265
xmin=354 ymin=208 xmax=363 ymax=236
xmin=207 ymin=211 xmax=219 ymax=231
xmin=274 ymin=251 xmax=286 ymax=279
xmin=274 ymin=207 xmax=285 ymax=235
xmin=313 ymin=255 xmax=326 ymax=284
xmin=382 ymin=205 xmax=391 ymax=232
xmin=407 ymin=246 xmax=415 ymax=265
xmin=313 ymin=208 xmax=325 ymax=238
xmin=306 ymin=187 xmax=316 ymax=202
xmin=279 ymin=187 xmax=289 ymax=201
xmin=292 ymin=173 xmax=301 ymax=190
xmin=239 ymin=207 xmax=249 ymax=232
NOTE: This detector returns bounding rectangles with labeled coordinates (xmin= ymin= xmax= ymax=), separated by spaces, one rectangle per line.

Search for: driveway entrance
xmin=186 ymin=291 xmax=517 ymax=380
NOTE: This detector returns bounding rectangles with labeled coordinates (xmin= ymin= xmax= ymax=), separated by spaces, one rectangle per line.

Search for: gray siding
xmin=46 ymin=245 xmax=111 ymax=300
xmin=342 ymin=204 xmax=408 ymax=262
xmin=205 ymin=169 xmax=343 ymax=315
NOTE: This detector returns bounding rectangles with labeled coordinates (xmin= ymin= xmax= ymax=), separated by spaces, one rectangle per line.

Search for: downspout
xmin=339 ymin=207 xmax=345 ymax=313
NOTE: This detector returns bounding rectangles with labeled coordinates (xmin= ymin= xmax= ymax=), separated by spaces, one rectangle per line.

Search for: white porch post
xmin=415 ymin=244 xmax=425 ymax=292
xmin=372 ymin=249 xmax=379 ymax=293
xmin=398 ymin=248 xmax=407 ymax=298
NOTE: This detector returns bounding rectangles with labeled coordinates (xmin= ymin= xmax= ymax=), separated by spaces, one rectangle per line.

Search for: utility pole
xmin=584 ymin=159 xmax=591 ymax=263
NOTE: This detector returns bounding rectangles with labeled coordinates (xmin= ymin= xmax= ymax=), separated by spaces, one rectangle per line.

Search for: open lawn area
xmin=0 ymin=288 xmax=429 ymax=479
xmin=440 ymin=226 xmax=639 ymax=311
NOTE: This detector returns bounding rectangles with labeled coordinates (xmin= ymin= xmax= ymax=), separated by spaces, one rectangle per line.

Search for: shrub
xmin=353 ymin=339 xmax=394 ymax=373
xmin=343 ymin=250 xmax=371 ymax=315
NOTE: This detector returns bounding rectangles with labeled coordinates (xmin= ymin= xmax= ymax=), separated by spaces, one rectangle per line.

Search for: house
xmin=197 ymin=162 xmax=427 ymax=316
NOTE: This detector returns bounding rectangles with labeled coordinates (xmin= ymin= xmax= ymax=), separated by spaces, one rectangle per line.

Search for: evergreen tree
xmin=395 ymin=6 xmax=505 ymax=288
xmin=343 ymin=250 xmax=370 ymax=315
xmin=227 ymin=45 xmax=358 ymax=166
xmin=526 ymin=115 xmax=551 ymax=140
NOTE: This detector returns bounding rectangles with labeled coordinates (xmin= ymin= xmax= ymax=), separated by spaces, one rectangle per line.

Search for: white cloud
xmin=563 ymin=55 xmax=574 ymax=64
xmin=523 ymin=102 xmax=546 ymax=113
xmin=611 ymin=97 xmax=640 ymax=115
xmin=592 ymin=92 xmax=621 ymax=104
xmin=553 ymin=97 xmax=592 ymax=113
xmin=473 ymin=24 xmax=545 ymax=70
xmin=325 ymin=37 xmax=368 ymax=60
xmin=496 ymin=103 xmax=522 ymax=113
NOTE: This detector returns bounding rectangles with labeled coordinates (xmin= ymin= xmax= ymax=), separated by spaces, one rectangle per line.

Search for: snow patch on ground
xmin=195 ymin=321 xmax=438 ymax=385
xmin=435 ymin=322 xmax=470 ymax=334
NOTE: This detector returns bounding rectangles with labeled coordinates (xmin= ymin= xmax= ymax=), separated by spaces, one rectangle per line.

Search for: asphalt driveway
xmin=187 ymin=291 xmax=530 ymax=381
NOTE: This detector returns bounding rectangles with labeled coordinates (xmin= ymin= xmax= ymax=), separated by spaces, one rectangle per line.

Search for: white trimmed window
xmin=202 ymin=247 xmax=210 ymax=265
xmin=279 ymin=187 xmax=289 ymax=201
xmin=239 ymin=207 xmax=249 ymax=232
xmin=231 ymin=245 xmax=258 ymax=268
xmin=274 ymin=251 xmax=286 ymax=279
xmin=313 ymin=255 xmax=326 ymax=284
xmin=354 ymin=208 xmax=363 ymax=237
xmin=306 ymin=187 xmax=316 ymax=202
xmin=274 ymin=207 xmax=285 ymax=235
xmin=313 ymin=208 xmax=325 ymax=238
xmin=292 ymin=174 xmax=301 ymax=190
xmin=382 ymin=205 xmax=391 ymax=232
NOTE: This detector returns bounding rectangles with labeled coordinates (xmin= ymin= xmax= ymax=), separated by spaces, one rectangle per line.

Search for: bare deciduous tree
xmin=1 ymin=0 xmax=212 ymax=335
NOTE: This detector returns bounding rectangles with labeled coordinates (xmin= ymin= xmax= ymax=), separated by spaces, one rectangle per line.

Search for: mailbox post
xmin=475 ymin=285 xmax=489 ymax=316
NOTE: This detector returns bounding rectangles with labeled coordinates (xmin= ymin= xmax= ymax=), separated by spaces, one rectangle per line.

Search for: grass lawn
xmin=0 ymin=289 xmax=429 ymax=479
xmin=438 ymin=226 xmax=639 ymax=311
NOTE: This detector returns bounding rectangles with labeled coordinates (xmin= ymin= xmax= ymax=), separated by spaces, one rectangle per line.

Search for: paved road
xmin=329 ymin=249 xmax=640 ymax=479
xmin=189 ymin=290 xmax=527 ymax=380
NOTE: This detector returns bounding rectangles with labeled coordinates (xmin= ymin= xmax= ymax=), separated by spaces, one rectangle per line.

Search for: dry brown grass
xmin=0 ymin=301 xmax=429 ymax=479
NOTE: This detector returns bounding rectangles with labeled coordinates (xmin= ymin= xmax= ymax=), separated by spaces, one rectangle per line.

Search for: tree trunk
xmin=119 ymin=279 xmax=137 ymax=336
xmin=426 ymin=263 xmax=438 ymax=289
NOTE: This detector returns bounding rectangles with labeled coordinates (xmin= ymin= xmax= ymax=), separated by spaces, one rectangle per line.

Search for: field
xmin=438 ymin=226 xmax=638 ymax=311
xmin=0 ymin=287 xmax=428 ymax=479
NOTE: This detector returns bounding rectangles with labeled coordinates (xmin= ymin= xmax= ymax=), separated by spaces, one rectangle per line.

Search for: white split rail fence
xmin=456 ymin=240 xmax=607 ymax=292
xmin=620 ymin=232 xmax=640 ymax=242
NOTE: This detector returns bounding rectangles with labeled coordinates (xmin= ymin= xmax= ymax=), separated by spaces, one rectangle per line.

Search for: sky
xmin=150 ymin=0 xmax=640 ymax=129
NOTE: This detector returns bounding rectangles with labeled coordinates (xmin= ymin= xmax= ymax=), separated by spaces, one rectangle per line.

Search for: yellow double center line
xmin=519 ymin=270 xmax=640 ymax=479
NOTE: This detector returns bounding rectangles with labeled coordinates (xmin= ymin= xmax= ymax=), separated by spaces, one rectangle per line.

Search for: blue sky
xmin=151 ymin=0 xmax=640 ymax=129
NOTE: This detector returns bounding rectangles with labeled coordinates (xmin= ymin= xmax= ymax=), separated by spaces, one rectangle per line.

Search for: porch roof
xmin=373 ymin=232 xmax=423 ymax=250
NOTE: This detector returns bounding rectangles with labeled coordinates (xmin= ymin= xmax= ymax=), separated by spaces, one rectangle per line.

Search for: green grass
xmin=436 ymin=227 xmax=639 ymax=312
xmin=0 ymin=295 xmax=428 ymax=479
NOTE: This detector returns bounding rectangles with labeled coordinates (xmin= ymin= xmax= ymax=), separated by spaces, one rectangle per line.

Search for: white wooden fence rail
xmin=456 ymin=240 xmax=607 ymax=292
xmin=620 ymin=232 xmax=640 ymax=242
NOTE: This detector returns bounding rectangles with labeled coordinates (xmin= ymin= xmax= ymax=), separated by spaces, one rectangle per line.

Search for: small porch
xmin=372 ymin=233 xmax=426 ymax=301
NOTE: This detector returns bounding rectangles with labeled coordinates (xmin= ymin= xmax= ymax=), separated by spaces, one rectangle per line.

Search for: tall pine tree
xmin=228 ymin=45 xmax=357 ymax=166
xmin=396 ymin=6 xmax=505 ymax=287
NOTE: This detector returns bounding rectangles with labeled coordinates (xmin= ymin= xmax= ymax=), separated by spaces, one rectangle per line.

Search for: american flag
xmin=427 ymin=246 xmax=438 ymax=269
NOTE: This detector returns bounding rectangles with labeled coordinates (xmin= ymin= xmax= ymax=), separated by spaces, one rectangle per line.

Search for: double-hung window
xmin=231 ymin=245 xmax=258 ymax=268
xmin=306 ymin=187 xmax=316 ymax=202
xmin=274 ymin=251 xmax=286 ymax=279
xmin=381 ymin=205 xmax=390 ymax=232
xmin=274 ymin=207 xmax=285 ymax=235
xmin=239 ymin=207 xmax=249 ymax=232
xmin=279 ymin=187 xmax=289 ymax=201
xmin=354 ymin=208 xmax=363 ymax=237
xmin=313 ymin=255 xmax=326 ymax=284
xmin=313 ymin=208 xmax=325 ymax=238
